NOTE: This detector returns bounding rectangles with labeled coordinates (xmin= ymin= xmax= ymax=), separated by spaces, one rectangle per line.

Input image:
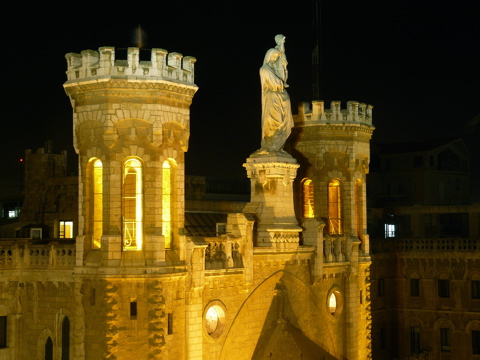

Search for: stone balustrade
xmin=204 ymin=237 xmax=243 ymax=270
xmin=323 ymin=235 xmax=347 ymax=263
xmin=0 ymin=240 xmax=76 ymax=269
xmin=371 ymin=237 xmax=480 ymax=253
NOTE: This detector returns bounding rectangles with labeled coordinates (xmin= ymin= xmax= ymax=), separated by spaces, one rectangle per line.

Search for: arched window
xmin=61 ymin=317 xmax=70 ymax=360
xmin=123 ymin=159 xmax=143 ymax=250
xmin=92 ymin=159 xmax=102 ymax=249
xmin=163 ymin=159 xmax=176 ymax=249
xmin=355 ymin=179 xmax=363 ymax=238
xmin=45 ymin=336 xmax=53 ymax=360
xmin=328 ymin=179 xmax=343 ymax=235
xmin=302 ymin=179 xmax=314 ymax=218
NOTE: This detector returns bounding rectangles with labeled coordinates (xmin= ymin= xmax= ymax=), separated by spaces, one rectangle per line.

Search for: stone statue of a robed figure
xmin=260 ymin=34 xmax=294 ymax=153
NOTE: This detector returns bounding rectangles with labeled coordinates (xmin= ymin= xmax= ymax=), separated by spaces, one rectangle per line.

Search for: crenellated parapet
xmin=295 ymin=100 xmax=373 ymax=127
xmin=65 ymin=46 xmax=196 ymax=84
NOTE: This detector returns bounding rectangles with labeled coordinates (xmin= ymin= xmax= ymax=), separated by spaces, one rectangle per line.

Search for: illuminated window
xmin=328 ymin=293 xmax=337 ymax=314
xmin=385 ymin=224 xmax=396 ymax=238
xmin=303 ymin=179 xmax=314 ymax=218
xmin=328 ymin=179 xmax=342 ymax=235
xmin=355 ymin=179 xmax=363 ymax=237
xmin=59 ymin=221 xmax=73 ymax=238
xmin=123 ymin=159 xmax=143 ymax=250
xmin=205 ymin=307 xmax=219 ymax=334
xmin=162 ymin=160 xmax=176 ymax=249
xmin=92 ymin=159 xmax=102 ymax=249
xmin=204 ymin=303 xmax=226 ymax=338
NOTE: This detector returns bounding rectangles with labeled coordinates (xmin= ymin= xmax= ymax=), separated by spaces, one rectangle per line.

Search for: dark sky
xmin=2 ymin=1 xmax=479 ymax=182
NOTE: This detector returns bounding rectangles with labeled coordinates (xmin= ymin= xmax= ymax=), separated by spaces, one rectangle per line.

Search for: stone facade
xmin=0 ymin=45 xmax=374 ymax=359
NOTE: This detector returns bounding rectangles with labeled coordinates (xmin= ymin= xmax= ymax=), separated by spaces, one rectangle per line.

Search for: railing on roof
xmin=371 ymin=237 xmax=480 ymax=253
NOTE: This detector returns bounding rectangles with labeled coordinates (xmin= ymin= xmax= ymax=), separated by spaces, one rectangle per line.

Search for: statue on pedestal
xmin=260 ymin=34 xmax=293 ymax=153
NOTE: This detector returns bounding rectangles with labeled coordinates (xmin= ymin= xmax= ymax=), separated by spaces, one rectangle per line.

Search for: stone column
xmin=243 ymin=151 xmax=302 ymax=251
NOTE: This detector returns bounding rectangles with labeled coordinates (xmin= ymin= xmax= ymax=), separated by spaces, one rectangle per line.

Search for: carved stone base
xmin=243 ymin=150 xmax=302 ymax=249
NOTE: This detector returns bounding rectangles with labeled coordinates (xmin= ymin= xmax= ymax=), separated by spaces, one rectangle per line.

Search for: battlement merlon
xmin=295 ymin=100 xmax=374 ymax=126
xmin=64 ymin=46 xmax=197 ymax=85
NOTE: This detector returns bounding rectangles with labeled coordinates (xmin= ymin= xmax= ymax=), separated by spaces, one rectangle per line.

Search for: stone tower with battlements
xmin=292 ymin=100 xmax=375 ymax=359
xmin=64 ymin=47 xmax=197 ymax=267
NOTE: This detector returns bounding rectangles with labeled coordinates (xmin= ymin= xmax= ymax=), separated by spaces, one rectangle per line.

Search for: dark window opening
xmin=438 ymin=279 xmax=450 ymax=298
xmin=411 ymin=278 xmax=420 ymax=297
xmin=0 ymin=316 xmax=6 ymax=348
xmin=61 ymin=316 xmax=70 ymax=360
xmin=130 ymin=301 xmax=137 ymax=319
xmin=440 ymin=328 xmax=451 ymax=352
xmin=410 ymin=326 xmax=421 ymax=354
xmin=168 ymin=313 xmax=173 ymax=335
xmin=472 ymin=280 xmax=480 ymax=299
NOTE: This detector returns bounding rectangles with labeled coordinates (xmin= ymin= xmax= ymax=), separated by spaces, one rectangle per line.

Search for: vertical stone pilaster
xmin=73 ymin=281 xmax=85 ymax=360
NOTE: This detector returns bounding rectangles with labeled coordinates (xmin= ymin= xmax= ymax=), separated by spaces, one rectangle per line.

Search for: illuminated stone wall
xmin=0 ymin=49 xmax=375 ymax=360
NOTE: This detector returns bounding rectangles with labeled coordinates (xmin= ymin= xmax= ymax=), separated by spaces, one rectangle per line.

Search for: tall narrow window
xmin=410 ymin=326 xmax=421 ymax=354
xmin=440 ymin=328 xmax=451 ymax=352
xmin=0 ymin=316 xmax=6 ymax=348
xmin=162 ymin=160 xmax=175 ymax=249
xmin=472 ymin=280 xmax=480 ymax=299
xmin=438 ymin=279 xmax=450 ymax=298
xmin=45 ymin=336 xmax=53 ymax=360
xmin=354 ymin=179 xmax=363 ymax=238
xmin=123 ymin=159 xmax=143 ymax=250
xmin=378 ymin=278 xmax=385 ymax=297
xmin=410 ymin=278 xmax=420 ymax=297
xmin=328 ymin=179 xmax=342 ymax=235
xmin=473 ymin=330 xmax=480 ymax=355
xmin=92 ymin=159 xmax=103 ymax=249
xmin=61 ymin=316 xmax=70 ymax=360
xmin=303 ymin=179 xmax=314 ymax=218
xmin=59 ymin=221 xmax=73 ymax=238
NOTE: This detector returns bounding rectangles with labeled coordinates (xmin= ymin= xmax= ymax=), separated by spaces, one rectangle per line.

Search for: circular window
xmin=204 ymin=302 xmax=226 ymax=338
xmin=205 ymin=307 xmax=219 ymax=334
xmin=327 ymin=289 xmax=343 ymax=317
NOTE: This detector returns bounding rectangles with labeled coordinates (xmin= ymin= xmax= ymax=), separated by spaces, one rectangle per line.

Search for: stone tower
xmin=64 ymin=47 xmax=197 ymax=267
xmin=292 ymin=100 xmax=375 ymax=359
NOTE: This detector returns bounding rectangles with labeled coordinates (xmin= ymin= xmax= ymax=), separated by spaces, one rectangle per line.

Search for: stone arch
xmin=55 ymin=308 xmax=72 ymax=360
xmin=36 ymin=328 xmax=55 ymax=360
xmin=218 ymin=270 xmax=338 ymax=360
xmin=0 ymin=292 xmax=22 ymax=357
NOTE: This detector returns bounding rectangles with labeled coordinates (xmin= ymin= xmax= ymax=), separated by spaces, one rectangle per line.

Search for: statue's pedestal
xmin=243 ymin=150 xmax=302 ymax=250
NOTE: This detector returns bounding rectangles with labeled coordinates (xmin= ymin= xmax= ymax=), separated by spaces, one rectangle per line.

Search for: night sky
xmin=2 ymin=1 xmax=479 ymax=183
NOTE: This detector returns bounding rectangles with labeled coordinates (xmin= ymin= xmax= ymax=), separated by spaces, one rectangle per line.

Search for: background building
xmin=369 ymin=137 xmax=480 ymax=359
